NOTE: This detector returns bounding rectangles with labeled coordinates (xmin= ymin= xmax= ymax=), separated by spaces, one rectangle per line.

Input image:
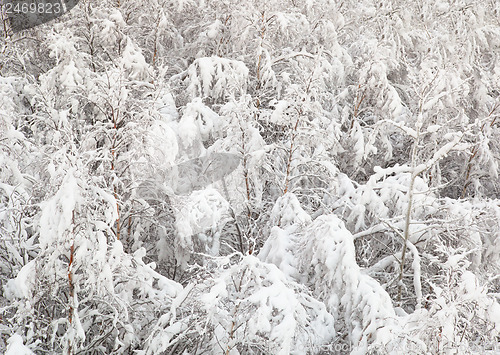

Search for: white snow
xmin=5 ymin=334 xmax=34 ymax=355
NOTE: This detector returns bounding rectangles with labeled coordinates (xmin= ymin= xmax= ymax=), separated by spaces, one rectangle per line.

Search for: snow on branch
xmin=144 ymin=255 xmax=335 ymax=355
xmin=187 ymin=57 xmax=249 ymax=101
xmin=300 ymin=214 xmax=398 ymax=354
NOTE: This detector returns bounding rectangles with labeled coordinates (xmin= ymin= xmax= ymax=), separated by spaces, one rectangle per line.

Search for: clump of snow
xmin=187 ymin=57 xmax=249 ymax=101
xmin=3 ymin=260 xmax=36 ymax=300
xmin=269 ymin=100 xmax=291 ymax=125
xmin=300 ymin=214 xmax=398 ymax=353
xmin=154 ymin=89 xmax=179 ymax=121
xmin=258 ymin=226 xmax=300 ymax=280
xmin=174 ymin=188 xmax=230 ymax=266
xmin=270 ymin=193 xmax=311 ymax=231
xmin=5 ymin=334 xmax=34 ymax=355
xmin=121 ymin=38 xmax=149 ymax=81
xmin=39 ymin=169 xmax=81 ymax=250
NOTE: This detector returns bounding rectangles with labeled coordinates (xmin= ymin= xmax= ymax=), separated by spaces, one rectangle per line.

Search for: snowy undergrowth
xmin=144 ymin=254 xmax=334 ymax=355
xmin=3 ymin=168 xmax=182 ymax=353
xmin=2 ymin=0 xmax=500 ymax=353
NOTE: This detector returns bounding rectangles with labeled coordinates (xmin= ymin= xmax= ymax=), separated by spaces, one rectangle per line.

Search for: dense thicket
xmin=1 ymin=0 xmax=499 ymax=354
